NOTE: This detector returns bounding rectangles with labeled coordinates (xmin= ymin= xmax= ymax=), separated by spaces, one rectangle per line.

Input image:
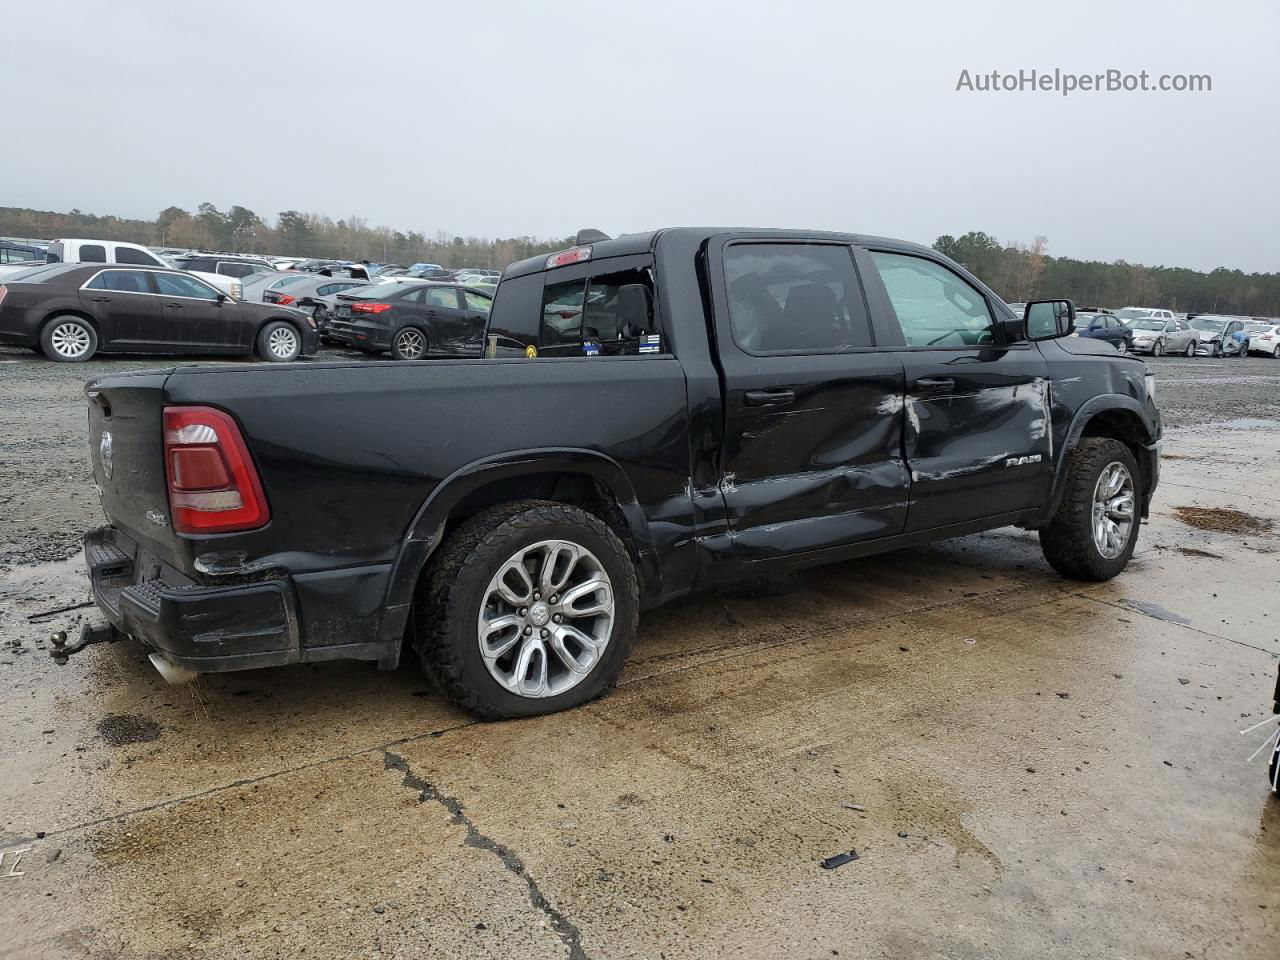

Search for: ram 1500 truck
xmin=67 ymin=228 xmax=1160 ymax=718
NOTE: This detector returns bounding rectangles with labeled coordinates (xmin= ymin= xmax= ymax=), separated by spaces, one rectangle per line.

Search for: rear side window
xmin=869 ymin=251 xmax=995 ymax=347
xmin=116 ymin=246 xmax=161 ymax=265
xmin=45 ymin=243 xmax=64 ymax=263
xmin=79 ymin=244 xmax=107 ymax=263
xmin=86 ymin=270 xmax=152 ymax=293
xmin=217 ymin=262 xmax=257 ymax=279
xmin=724 ymin=243 xmax=872 ymax=353
xmin=486 ymin=273 xmax=542 ymax=355
xmin=463 ymin=290 xmax=492 ymax=312
xmin=424 ymin=287 xmax=461 ymax=309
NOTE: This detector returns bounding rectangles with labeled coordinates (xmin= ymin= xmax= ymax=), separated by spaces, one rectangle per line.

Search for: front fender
xmin=373 ymin=447 xmax=661 ymax=655
xmin=1038 ymin=395 xmax=1160 ymax=525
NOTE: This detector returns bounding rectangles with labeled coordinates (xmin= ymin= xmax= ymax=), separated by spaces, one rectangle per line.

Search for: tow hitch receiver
xmin=49 ymin=622 xmax=121 ymax=665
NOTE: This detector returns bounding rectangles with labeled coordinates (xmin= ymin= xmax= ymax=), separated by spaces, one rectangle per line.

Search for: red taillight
xmin=275 ymin=293 xmax=295 ymax=305
xmin=352 ymin=302 xmax=392 ymax=314
xmin=554 ymin=309 xmax=581 ymax=319
xmin=163 ymin=406 xmax=269 ymax=534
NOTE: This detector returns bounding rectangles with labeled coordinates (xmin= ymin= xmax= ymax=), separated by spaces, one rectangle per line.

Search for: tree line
xmin=0 ymin=204 xmax=571 ymax=271
xmin=1 ymin=205 xmax=1275 ymax=314
xmin=934 ymin=231 xmax=1280 ymax=317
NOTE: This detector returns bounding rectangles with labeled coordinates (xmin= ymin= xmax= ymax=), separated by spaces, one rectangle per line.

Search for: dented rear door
xmin=707 ymin=237 xmax=910 ymax=561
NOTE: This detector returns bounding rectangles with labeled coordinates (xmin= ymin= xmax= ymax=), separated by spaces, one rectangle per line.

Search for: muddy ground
xmin=1 ymin=348 xmax=1278 ymax=959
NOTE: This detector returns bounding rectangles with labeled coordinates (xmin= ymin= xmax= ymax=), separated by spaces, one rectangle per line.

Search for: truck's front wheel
xmin=415 ymin=500 xmax=639 ymax=719
xmin=1039 ymin=438 xmax=1141 ymax=581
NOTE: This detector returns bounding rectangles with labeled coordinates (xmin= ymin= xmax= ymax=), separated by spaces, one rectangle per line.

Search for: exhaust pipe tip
xmin=148 ymin=652 xmax=199 ymax=686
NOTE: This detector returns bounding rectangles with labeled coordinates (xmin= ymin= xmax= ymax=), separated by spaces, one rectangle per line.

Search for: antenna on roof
xmin=575 ymin=228 xmax=611 ymax=244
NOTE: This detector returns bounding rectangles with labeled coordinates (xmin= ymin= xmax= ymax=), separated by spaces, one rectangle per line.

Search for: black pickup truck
xmin=70 ymin=228 xmax=1160 ymax=718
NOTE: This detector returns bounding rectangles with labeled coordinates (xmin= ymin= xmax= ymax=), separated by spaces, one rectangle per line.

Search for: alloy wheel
xmin=1153 ymin=340 xmax=1163 ymax=357
xmin=395 ymin=328 xmax=426 ymax=359
xmin=268 ymin=326 xmax=299 ymax=359
xmin=476 ymin=539 xmax=615 ymax=698
xmin=50 ymin=322 xmax=92 ymax=359
xmin=1091 ymin=462 xmax=1135 ymax=560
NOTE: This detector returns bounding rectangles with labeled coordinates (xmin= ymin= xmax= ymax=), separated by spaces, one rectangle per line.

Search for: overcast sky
xmin=6 ymin=0 xmax=1277 ymax=272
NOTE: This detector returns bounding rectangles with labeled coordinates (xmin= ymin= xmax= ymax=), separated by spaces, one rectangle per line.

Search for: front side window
xmin=154 ymin=272 xmax=219 ymax=300
xmin=725 ymin=243 xmax=871 ymax=353
xmin=86 ymin=270 xmax=152 ymax=293
xmin=870 ymin=252 xmax=995 ymax=347
xmin=79 ymin=244 xmax=107 ymax=263
xmin=116 ymin=246 xmax=161 ymax=265
xmin=464 ymin=290 xmax=492 ymax=312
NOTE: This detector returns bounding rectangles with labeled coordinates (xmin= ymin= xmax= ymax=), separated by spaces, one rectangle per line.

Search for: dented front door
xmin=899 ymin=346 xmax=1053 ymax=531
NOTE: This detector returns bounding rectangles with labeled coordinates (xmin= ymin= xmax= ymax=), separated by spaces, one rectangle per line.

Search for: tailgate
xmin=86 ymin=372 xmax=184 ymax=567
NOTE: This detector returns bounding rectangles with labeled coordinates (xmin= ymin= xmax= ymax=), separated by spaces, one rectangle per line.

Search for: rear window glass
xmin=1 ymin=263 xmax=72 ymax=283
xmin=726 ymin=243 xmax=872 ymax=353
xmin=79 ymin=244 xmax=107 ymax=263
xmin=115 ymin=246 xmax=161 ymax=265
xmin=269 ymin=274 xmax=314 ymax=291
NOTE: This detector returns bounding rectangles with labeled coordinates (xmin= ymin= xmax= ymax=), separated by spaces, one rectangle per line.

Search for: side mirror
xmin=216 ymin=292 xmax=229 ymax=303
xmin=616 ymin=283 xmax=654 ymax=337
xmin=1025 ymin=299 xmax=1075 ymax=340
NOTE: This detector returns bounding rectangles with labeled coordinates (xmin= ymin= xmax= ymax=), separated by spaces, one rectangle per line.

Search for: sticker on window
xmin=639 ymin=334 xmax=662 ymax=354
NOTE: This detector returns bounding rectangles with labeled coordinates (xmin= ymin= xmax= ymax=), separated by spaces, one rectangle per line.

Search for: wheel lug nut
xmin=523 ymin=626 xmax=532 ymax=635
xmin=519 ymin=607 xmax=528 ymax=617
xmin=549 ymin=595 xmax=558 ymax=604
xmin=540 ymin=628 xmax=549 ymax=638
xmin=552 ymin=614 xmax=562 ymax=623
xmin=533 ymin=592 xmax=541 ymax=601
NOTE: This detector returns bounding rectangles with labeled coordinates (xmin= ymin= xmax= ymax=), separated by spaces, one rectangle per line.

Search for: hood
xmin=1193 ymin=329 xmax=1223 ymax=341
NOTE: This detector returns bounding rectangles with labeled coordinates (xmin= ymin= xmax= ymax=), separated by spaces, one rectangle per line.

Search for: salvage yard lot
xmin=1 ymin=349 xmax=1278 ymax=959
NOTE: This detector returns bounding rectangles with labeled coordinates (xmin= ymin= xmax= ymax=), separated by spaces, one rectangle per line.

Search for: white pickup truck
xmin=0 ymin=239 xmax=247 ymax=298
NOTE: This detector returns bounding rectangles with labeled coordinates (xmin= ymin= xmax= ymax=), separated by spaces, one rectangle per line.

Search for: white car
xmin=1115 ymin=306 xmax=1176 ymax=325
xmin=1189 ymin=315 xmax=1249 ymax=357
xmin=1245 ymin=323 xmax=1280 ymax=357
xmin=0 ymin=238 xmax=244 ymax=298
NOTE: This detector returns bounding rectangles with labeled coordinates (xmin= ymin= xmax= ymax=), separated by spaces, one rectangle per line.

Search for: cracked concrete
xmin=1 ymin=356 xmax=1278 ymax=958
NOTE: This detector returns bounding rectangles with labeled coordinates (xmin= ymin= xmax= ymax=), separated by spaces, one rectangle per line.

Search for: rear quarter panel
xmin=161 ymin=357 xmax=692 ymax=577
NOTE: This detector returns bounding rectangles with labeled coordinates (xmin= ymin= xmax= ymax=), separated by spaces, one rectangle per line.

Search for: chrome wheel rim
xmin=395 ymin=329 xmax=426 ymax=359
xmin=1185 ymin=342 xmax=1194 ymax=357
xmin=477 ymin=539 xmax=614 ymax=698
xmin=268 ymin=327 xmax=298 ymax=358
xmin=1091 ymin=462 xmax=1135 ymax=560
xmin=50 ymin=322 xmax=91 ymax=358
xmin=1118 ymin=340 xmax=1128 ymax=354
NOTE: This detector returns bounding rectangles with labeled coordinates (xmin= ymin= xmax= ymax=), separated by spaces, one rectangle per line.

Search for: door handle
xmin=165 ymin=303 xmax=184 ymax=309
xmin=90 ymin=296 xmax=111 ymax=302
xmin=744 ymin=388 xmax=796 ymax=407
xmin=913 ymin=376 xmax=955 ymax=394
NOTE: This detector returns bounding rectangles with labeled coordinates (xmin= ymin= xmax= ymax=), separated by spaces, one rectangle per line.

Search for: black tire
xmin=1274 ymin=345 xmax=1280 ymax=360
xmin=257 ymin=321 xmax=301 ymax=362
xmin=1212 ymin=341 xmax=1222 ymax=358
xmin=1152 ymin=339 xmax=1164 ymax=357
xmin=390 ymin=326 xmax=428 ymax=361
xmin=414 ymin=500 xmax=640 ymax=719
xmin=1184 ymin=340 xmax=1195 ymax=357
xmin=1038 ymin=437 xmax=1141 ymax=581
xmin=1270 ymin=739 xmax=1279 ymax=795
xmin=40 ymin=315 xmax=98 ymax=362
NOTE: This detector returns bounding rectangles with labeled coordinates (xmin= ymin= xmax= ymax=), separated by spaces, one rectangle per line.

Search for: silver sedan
xmin=1126 ymin=318 xmax=1198 ymax=357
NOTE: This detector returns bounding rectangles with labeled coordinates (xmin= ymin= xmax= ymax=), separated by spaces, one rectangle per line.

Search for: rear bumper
xmin=84 ymin=526 xmax=299 ymax=672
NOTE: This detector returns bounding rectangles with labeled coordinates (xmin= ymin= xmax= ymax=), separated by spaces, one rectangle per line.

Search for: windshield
xmin=1072 ymin=316 xmax=1096 ymax=329
xmin=1243 ymin=322 xmax=1270 ymax=332
xmin=1129 ymin=320 xmax=1165 ymax=331
xmin=1115 ymin=308 xmax=1154 ymax=320
xmin=1190 ymin=318 xmax=1227 ymax=333
xmin=267 ymin=274 xmax=314 ymax=291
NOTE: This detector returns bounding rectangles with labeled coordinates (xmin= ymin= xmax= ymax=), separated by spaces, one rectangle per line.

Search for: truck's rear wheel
xmin=1039 ymin=438 xmax=1141 ymax=581
xmin=415 ymin=500 xmax=639 ymax=719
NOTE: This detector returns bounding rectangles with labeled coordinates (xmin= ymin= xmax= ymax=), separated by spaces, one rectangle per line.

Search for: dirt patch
xmin=98 ymin=713 xmax=162 ymax=746
xmin=1176 ymin=547 xmax=1224 ymax=559
xmin=1171 ymin=506 xmax=1273 ymax=536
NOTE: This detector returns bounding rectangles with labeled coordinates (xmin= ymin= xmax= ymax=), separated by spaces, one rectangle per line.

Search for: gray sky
xmin=6 ymin=0 xmax=1277 ymax=272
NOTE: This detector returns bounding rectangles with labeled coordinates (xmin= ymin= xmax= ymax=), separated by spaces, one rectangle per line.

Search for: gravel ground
xmin=1 ymin=346 xmax=1277 ymax=567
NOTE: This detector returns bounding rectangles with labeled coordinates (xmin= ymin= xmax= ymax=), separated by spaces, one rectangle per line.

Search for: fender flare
xmin=1038 ymin=394 xmax=1159 ymax=525
xmin=373 ymin=447 xmax=662 ymax=654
